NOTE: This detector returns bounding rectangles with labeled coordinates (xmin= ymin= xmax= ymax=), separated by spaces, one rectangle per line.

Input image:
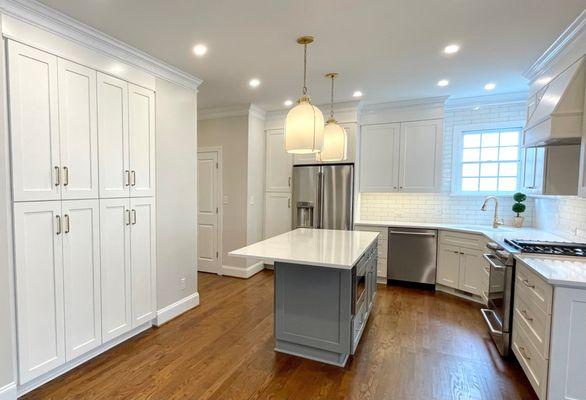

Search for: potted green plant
xmin=512 ymin=192 xmax=527 ymax=228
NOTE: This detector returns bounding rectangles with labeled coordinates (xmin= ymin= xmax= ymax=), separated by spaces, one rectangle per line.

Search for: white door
xmin=129 ymin=84 xmax=156 ymax=197
xmin=8 ymin=41 xmax=61 ymax=202
xmin=130 ymin=197 xmax=156 ymax=327
xmin=99 ymin=198 xmax=131 ymax=341
xmin=13 ymin=201 xmax=65 ymax=383
xmin=436 ymin=245 xmax=460 ymax=289
xmin=197 ymin=151 xmax=220 ymax=273
xmin=264 ymin=192 xmax=292 ymax=239
xmin=398 ymin=119 xmax=443 ymax=192
xmin=62 ymin=200 xmax=102 ymax=360
xmin=458 ymin=249 xmax=483 ymax=296
xmin=266 ymin=130 xmax=292 ymax=192
xmin=58 ymin=59 xmax=99 ymax=200
xmin=98 ymin=72 xmax=130 ymax=199
xmin=359 ymin=123 xmax=400 ymax=192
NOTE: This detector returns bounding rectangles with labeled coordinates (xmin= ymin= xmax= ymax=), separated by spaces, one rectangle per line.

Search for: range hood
xmin=524 ymin=57 xmax=585 ymax=147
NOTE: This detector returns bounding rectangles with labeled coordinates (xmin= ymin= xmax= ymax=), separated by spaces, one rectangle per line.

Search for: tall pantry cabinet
xmin=8 ymin=40 xmax=156 ymax=385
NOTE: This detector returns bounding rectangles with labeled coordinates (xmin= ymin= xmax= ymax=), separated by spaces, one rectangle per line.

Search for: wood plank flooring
xmin=23 ymin=270 xmax=537 ymax=400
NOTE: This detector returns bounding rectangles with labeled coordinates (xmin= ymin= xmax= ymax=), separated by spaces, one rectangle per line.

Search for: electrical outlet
xmin=180 ymin=277 xmax=186 ymax=290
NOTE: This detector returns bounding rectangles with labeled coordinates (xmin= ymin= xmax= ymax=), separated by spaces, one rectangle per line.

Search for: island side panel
xmin=274 ymin=262 xmax=352 ymax=366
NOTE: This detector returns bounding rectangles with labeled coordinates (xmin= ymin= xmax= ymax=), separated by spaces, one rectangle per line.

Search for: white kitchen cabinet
xmin=8 ymin=41 xmax=61 ymax=202
xmin=266 ymin=130 xmax=292 ymax=192
xmin=359 ymin=123 xmax=400 ymax=192
xmin=458 ymin=248 xmax=483 ymax=296
xmin=13 ymin=201 xmax=65 ymax=383
xmin=128 ymin=84 xmax=156 ymax=197
xmin=436 ymin=245 xmax=460 ymax=289
xmin=58 ymin=59 xmax=99 ymax=200
xmin=100 ymin=198 xmax=132 ymax=341
xmin=523 ymin=145 xmax=579 ymax=195
xmin=130 ymin=197 xmax=156 ymax=327
xmin=98 ymin=73 xmax=130 ymax=199
xmin=398 ymin=119 xmax=442 ymax=192
xmin=264 ymin=192 xmax=292 ymax=239
xmin=61 ymin=200 xmax=102 ymax=360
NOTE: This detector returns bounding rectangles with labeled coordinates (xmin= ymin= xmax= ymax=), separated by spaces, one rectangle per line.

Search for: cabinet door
xmin=128 ymin=84 xmax=156 ymax=197
xmin=398 ymin=119 xmax=443 ymax=192
xmin=264 ymin=192 xmax=292 ymax=238
xmin=58 ymin=59 xmax=99 ymax=200
xmin=130 ymin=197 xmax=156 ymax=327
xmin=13 ymin=201 xmax=65 ymax=383
xmin=266 ymin=130 xmax=292 ymax=192
xmin=8 ymin=41 xmax=61 ymax=202
xmin=458 ymin=249 xmax=483 ymax=296
xmin=98 ymin=73 xmax=130 ymax=198
xmin=62 ymin=200 xmax=101 ymax=360
xmin=522 ymin=147 xmax=537 ymax=192
xmin=359 ymin=123 xmax=400 ymax=192
xmin=100 ymin=198 xmax=131 ymax=341
xmin=437 ymin=245 xmax=460 ymax=289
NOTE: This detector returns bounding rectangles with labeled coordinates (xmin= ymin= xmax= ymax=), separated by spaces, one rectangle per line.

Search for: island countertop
xmin=229 ymin=228 xmax=379 ymax=269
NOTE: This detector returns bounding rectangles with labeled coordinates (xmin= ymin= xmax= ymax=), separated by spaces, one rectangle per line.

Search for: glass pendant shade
xmin=285 ymin=98 xmax=324 ymax=154
xmin=318 ymin=118 xmax=346 ymax=161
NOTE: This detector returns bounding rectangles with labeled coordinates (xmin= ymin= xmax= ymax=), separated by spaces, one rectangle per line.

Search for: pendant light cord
xmin=303 ymin=43 xmax=308 ymax=96
xmin=330 ymin=75 xmax=335 ymax=119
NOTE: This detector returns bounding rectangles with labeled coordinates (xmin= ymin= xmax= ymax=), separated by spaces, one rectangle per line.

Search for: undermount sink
xmin=456 ymin=225 xmax=515 ymax=232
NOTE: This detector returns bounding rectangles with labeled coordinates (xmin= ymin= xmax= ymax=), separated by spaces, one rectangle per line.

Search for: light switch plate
xmin=223 ymin=195 xmax=229 ymax=205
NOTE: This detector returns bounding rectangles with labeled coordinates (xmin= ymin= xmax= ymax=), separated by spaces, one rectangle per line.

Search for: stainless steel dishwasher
xmin=387 ymin=227 xmax=437 ymax=289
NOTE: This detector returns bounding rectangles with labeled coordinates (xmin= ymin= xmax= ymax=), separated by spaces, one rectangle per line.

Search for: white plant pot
xmin=513 ymin=216 xmax=524 ymax=228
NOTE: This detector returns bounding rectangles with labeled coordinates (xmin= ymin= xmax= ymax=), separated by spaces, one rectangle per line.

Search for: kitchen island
xmin=230 ymin=228 xmax=379 ymax=367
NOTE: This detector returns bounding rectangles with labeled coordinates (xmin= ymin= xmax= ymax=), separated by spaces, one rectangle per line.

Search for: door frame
xmin=197 ymin=146 xmax=223 ymax=275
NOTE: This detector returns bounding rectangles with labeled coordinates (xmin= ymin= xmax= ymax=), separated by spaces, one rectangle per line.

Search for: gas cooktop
xmin=504 ymin=239 xmax=586 ymax=257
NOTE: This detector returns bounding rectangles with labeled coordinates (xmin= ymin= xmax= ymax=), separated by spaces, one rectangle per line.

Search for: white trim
xmin=222 ymin=261 xmax=265 ymax=279
xmin=361 ymin=96 xmax=447 ymax=113
xmin=0 ymin=383 xmax=16 ymax=400
xmin=198 ymin=105 xmax=250 ymax=120
xmin=154 ymin=292 xmax=200 ymax=326
xmin=445 ymin=92 xmax=528 ymax=110
xmin=248 ymin=104 xmax=266 ymax=120
xmin=0 ymin=0 xmax=202 ymax=89
xmin=197 ymin=146 xmax=223 ymax=275
xmin=523 ymin=10 xmax=586 ymax=81
xmin=17 ymin=322 xmax=152 ymax=396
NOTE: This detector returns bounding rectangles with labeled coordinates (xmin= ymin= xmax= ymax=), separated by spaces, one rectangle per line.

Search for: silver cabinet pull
xmin=54 ymin=166 xmax=60 ymax=186
xmin=288 ymin=176 xmax=291 ymax=187
xmin=131 ymin=209 xmax=136 ymax=225
xmin=131 ymin=170 xmax=136 ymax=187
xmin=518 ymin=345 xmax=531 ymax=360
xmin=288 ymin=198 xmax=291 ymax=208
xmin=56 ymin=215 xmax=62 ymax=235
xmin=63 ymin=166 xmax=69 ymax=186
xmin=64 ymin=214 xmax=70 ymax=234
xmin=520 ymin=309 xmax=533 ymax=322
xmin=125 ymin=209 xmax=131 ymax=225
xmin=522 ymin=279 xmax=535 ymax=289
xmin=124 ymin=170 xmax=130 ymax=187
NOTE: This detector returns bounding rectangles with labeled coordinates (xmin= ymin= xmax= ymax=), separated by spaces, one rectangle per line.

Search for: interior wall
xmin=198 ymin=116 xmax=249 ymax=268
xmin=246 ymin=112 xmax=265 ymax=266
xmin=155 ymin=77 xmax=199 ymax=310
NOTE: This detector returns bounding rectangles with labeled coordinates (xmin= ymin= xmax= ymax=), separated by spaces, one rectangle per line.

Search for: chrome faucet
xmin=481 ymin=196 xmax=504 ymax=228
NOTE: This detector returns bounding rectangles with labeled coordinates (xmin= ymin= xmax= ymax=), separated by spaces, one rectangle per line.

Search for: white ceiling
xmin=37 ymin=0 xmax=586 ymax=111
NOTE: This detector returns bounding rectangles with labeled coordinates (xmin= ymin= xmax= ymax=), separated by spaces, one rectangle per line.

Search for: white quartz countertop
xmin=229 ymin=228 xmax=379 ymax=269
xmin=515 ymin=255 xmax=586 ymax=288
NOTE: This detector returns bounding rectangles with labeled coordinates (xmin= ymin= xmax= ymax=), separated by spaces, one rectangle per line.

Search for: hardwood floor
xmin=24 ymin=270 xmax=537 ymax=400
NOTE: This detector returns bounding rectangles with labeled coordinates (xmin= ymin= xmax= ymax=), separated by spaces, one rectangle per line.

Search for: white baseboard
xmin=222 ymin=262 xmax=264 ymax=279
xmin=18 ymin=322 xmax=152 ymax=397
xmin=0 ymin=383 xmax=16 ymax=400
xmin=155 ymin=292 xmax=200 ymax=326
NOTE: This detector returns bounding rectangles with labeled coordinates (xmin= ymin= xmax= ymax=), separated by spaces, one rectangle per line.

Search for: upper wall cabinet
xmin=359 ymin=119 xmax=443 ymax=193
xmin=522 ymin=145 xmax=580 ymax=196
xmin=128 ymin=84 xmax=156 ymax=197
xmin=266 ymin=130 xmax=292 ymax=192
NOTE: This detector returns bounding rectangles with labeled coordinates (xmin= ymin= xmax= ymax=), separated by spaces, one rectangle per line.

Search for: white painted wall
xmin=246 ymin=111 xmax=266 ymax=266
xmin=155 ymin=78 xmax=199 ymax=310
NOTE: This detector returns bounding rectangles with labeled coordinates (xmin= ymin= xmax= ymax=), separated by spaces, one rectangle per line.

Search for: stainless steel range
xmin=505 ymin=239 xmax=586 ymax=257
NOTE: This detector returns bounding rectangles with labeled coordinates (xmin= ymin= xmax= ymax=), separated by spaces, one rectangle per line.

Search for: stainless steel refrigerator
xmin=292 ymin=163 xmax=354 ymax=230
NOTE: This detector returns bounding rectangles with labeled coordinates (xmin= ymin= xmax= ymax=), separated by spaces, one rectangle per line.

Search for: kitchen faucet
xmin=481 ymin=196 xmax=504 ymax=228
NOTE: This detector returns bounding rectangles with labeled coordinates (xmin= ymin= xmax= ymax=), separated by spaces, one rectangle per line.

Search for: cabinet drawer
xmin=514 ymin=291 xmax=551 ymax=359
xmin=439 ymin=230 xmax=486 ymax=251
xmin=516 ymin=262 xmax=553 ymax=315
xmin=512 ymin=320 xmax=549 ymax=400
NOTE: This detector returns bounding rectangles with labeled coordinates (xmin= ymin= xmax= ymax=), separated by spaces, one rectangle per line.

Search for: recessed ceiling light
xmin=473 ymin=106 xmax=480 ymax=111
xmin=249 ymin=78 xmax=260 ymax=88
xmin=353 ymin=91 xmax=363 ymax=98
xmin=192 ymin=44 xmax=207 ymax=56
xmin=484 ymin=82 xmax=496 ymax=91
xmin=284 ymin=99 xmax=293 ymax=106
xmin=437 ymin=79 xmax=449 ymax=87
xmin=443 ymin=44 xmax=460 ymax=54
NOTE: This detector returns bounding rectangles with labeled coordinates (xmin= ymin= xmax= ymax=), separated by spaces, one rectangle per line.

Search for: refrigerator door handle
xmin=317 ymin=170 xmax=324 ymax=229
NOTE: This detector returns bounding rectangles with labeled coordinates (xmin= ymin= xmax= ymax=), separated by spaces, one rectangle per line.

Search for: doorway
xmin=197 ymin=148 xmax=222 ymax=274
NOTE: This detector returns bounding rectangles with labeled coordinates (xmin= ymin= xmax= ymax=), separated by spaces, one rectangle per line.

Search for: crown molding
xmin=445 ymin=91 xmax=528 ymax=110
xmin=361 ymin=96 xmax=447 ymax=114
xmin=198 ymin=105 xmax=251 ymax=121
xmin=0 ymin=0 xmax=202 ymax=89
xmin=523 ymin=9 xmax=586 ymax=82
xmin=248 ymin=104 xmax=266 ymax=120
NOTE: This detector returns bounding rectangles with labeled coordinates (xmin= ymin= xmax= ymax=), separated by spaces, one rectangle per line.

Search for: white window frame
xmin=451 ymin=121 xmax=525 ymax=196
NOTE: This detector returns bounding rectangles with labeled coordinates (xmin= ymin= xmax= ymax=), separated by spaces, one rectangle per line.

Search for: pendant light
xmin=285 ymin=36 xmax=325 ymax=154
xmin=318 ymin=73 xmax=347 ymax=162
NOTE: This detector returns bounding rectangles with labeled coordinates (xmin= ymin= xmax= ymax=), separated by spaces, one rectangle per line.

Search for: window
xmin=453 ymin=125 xmax=522 ymax=194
